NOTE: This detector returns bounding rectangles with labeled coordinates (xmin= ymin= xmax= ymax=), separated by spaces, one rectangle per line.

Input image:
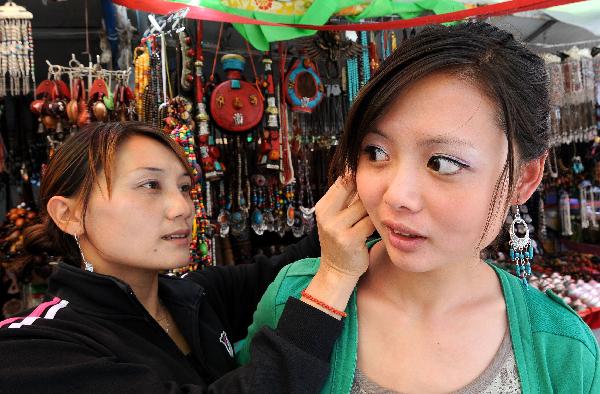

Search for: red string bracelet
xmin=301 ymin=290 xmax=348 ymax=318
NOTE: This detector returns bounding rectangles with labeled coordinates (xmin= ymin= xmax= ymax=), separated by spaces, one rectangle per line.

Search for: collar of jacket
xmin=48 ymin=262 xmax=205 ymax=320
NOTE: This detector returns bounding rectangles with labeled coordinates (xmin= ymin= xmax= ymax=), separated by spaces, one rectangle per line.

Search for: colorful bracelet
xmin=300 ymin=289 xmax=348 ymax=318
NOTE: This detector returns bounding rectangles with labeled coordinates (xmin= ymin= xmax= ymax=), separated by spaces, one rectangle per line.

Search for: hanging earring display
xmin=0 ymin=1 xmax=34 ymax=97
xmin=509 ymin=206 xmax=533 ymax=288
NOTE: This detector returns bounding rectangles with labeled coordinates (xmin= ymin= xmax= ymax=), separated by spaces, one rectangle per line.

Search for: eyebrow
xmin=368 ymin=128 xmax=475 ymax=149
xmin=131 ymin=167 xmax=189 ymax=177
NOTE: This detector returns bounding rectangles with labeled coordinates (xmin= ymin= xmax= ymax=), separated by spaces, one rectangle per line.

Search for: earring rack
xmin=45 ymin=54 xmax=132 ymax=92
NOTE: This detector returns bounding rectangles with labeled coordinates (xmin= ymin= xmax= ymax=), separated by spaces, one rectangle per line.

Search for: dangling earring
xmin=509 ymin=206 xmax=533 ymax=288
xmin=74 ymin=234 xmax=93 ymax=272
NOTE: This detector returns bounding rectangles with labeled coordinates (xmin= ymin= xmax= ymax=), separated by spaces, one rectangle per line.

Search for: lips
xmin=382 ymin=221 xmax=426 ymax=238
xmin=382 ymin=221 xmax=427 ymax=253
xmin=161 ymin=229 xmax=191 ymax=241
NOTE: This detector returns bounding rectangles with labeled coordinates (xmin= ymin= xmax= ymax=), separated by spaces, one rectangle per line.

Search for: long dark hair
xmin=329 ymin=21 xmax=550 ymax=252
xmin=11 ymin=122 xmax=193 ymax=271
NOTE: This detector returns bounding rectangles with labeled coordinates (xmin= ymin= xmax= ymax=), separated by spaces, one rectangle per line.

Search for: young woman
xmin=239 ymin=22 xmax=600 ymax=393
xmin=0 ymin=122 xmax=366 ymax=393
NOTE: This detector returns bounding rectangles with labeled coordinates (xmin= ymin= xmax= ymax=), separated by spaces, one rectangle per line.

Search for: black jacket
xmin=0 ymin=230 xmax=342 ymax=393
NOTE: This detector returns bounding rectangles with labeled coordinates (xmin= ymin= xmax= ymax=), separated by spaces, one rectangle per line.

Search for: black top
xmin=0 ymin=229 xmax=343 ymax=393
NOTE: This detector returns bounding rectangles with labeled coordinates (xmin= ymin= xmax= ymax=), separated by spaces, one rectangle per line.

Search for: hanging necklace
xmin=360 ymin=31 xmax=370 ymax=87
xmin=546 ymin=147 xmax=559 ymax=178
xmin=156 ymin=299 xmax=170 ymax=334
xmin=559 ymin=190 xmax=573 ymax=236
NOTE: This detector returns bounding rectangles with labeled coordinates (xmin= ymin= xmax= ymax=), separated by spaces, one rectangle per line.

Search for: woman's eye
xmin=427 ymin=156 xmax=468 ymax=175
xmin=141 ymin=181 xmax=160 ymax=190
xmin=362 ymin=145 xmax=389 ymax=162
xmin=181 ymin=184 xmax=192 ymax=193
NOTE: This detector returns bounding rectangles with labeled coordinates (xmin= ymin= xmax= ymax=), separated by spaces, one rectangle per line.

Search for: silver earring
xmin=509 ymin=206 xmax=532 ymax=288
xmin=74 ymin=234 xmax=93 ymax=272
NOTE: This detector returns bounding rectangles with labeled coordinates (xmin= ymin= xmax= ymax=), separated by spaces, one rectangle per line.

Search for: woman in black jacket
xmin=0 ymin=122 xmax=373 ymax=393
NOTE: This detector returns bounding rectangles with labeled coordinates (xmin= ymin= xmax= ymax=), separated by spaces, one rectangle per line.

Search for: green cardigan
xmin=238 ymin=252 xmax=600 ymax=393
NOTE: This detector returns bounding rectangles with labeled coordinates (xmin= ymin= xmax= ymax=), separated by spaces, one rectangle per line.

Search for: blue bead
xmin=522 ymin=278 xmax=529 ymax=288
xmin=526 ymin=265 xmax=532 ymax=275
xmin=515 ymin=265 xmax=521 ymax=275
xmin=510 ymin=249 xmax=515 ymax=261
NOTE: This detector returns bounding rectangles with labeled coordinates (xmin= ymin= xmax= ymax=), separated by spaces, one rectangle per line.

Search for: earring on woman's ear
xmin=509 ymin=205 xmax=533 ymax=288
xmin=74 ymin=234 xmax=93 ymax=272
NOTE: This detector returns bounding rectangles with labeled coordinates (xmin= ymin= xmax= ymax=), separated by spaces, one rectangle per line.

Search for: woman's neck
xmin=361 ymin=241 xmax=500 ymax=317
xmin=95 ymin=264 xmax=161 ymax=318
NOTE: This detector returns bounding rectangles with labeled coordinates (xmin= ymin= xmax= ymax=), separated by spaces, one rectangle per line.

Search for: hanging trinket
xmin=179 ymin=30 xmax=194 ymax=92
xmin=210 ymin=54 xmax=264 ymax=133
xmin=250 ymin=174 xmax=267 ymax=235
xmin=0 ymin=2 xmax=34 ymax=97
xmin=89 ymin=78 xmax=110 ymax=122
xmin=258 ymin=54 xmax=281 ymax=170
xmin=134 ymin=45 xmax=150 ymax=120
xmin=194 ymin=23 xmax=224 ymax=181
xmin=368 ymin=32 xmax=380 ymax=73
xmin=559 ymin=191 xmax=574 ymax=236
xmin=285 ymin=56 xmax=324 ymax=113
xmin=217 ymin=180 xmax=231 ymax=237
xmin=230 ymin=138 xmax=249 ymax=237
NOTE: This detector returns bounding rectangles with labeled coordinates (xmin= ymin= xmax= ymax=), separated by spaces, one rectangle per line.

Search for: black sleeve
xmin=0 ymin=298 xmax=341 ymax=394
xmin=184 ymin=227 xmax=320 ymax=341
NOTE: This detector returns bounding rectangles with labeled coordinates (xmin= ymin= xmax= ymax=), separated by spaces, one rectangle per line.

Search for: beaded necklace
xmin=360 ymin=31 xmax=370 ymax=86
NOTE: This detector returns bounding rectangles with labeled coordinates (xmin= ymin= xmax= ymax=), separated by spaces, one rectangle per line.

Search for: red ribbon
xmin=115 ymin=0 xmax=586 ymax=31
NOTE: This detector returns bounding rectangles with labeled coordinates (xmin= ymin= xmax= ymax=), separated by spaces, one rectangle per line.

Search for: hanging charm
xmin=209 ymin=54 xmax=264 ymax=133
xmin=0 ymin=2 xmax=34 ymax=97
xmin=285 ymin=56 xmax=324 ymax=113
xmin=509 ymin=206 xmax=533 ymax=288
xmin=559 ymin=191 xmax=574 ymax=236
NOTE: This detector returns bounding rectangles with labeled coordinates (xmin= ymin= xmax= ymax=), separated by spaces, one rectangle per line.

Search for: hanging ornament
xmin=559 ymin=191 xmax=574 ymax=236
xmin=89 ymin=78 xmax=110 ymax=122
xmin=209 ymin=54 xmax=264 ymax=133
xmin=284 ymin=56 xmax=324 ymax=113
xmin=194 ymin=21 xmax=224 ymax=181
xmin=113 ymin=76 xmax=136 ymax=122
xmin=179 ymin=30 xmax=194 ymax=92
xmin=302 ymin=31 xmax=362 ymax=81
xmin=0 ymin=2 xmax=34 ymax=97
xmin=368 ymin=32 xmax=380 ymax=73
xmin=258 ymin=54 xmax=281 ymax=170
xmin=134 ymin=45 xmax=150 ymax=119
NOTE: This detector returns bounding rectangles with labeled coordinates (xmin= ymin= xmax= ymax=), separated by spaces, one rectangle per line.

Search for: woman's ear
xmin=512 ymin=153 xmax=547 ymax=205
xmin=46 ymin=196 xmax=84 ymax=236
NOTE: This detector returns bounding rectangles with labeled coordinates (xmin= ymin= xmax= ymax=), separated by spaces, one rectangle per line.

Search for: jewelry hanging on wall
xmin=250 ymin=174 xmax=267 ymax=235
xmin=360 ymin=31 xmax=370 ymax=87
xmin=134 ymin=45 xmax=150 ymax=120
xmin=258 ymin=53 xmax=281 ymax=171
xmin=230 ymin=138 xmax=249 ymax=237
xmin=579 ymin=181 xmax=599 ymax=229
xmin=559 ymin=190 xmax=574 ymax=236
xmin=217 ymin=180 xmax=231 ymax=237
xmin=297 ymin=122 xmax=315 ymax=234
xmin=368 ymin=31 xmax=380 ymax=73
xmin=0 ymin=2 xmax=34 ymax=97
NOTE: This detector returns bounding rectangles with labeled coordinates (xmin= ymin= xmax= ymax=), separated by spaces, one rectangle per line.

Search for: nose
xmin=381 ymin=160 xmax=424 ymax=213
xmin=165 ymin=188 xmax=194 ymax=221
